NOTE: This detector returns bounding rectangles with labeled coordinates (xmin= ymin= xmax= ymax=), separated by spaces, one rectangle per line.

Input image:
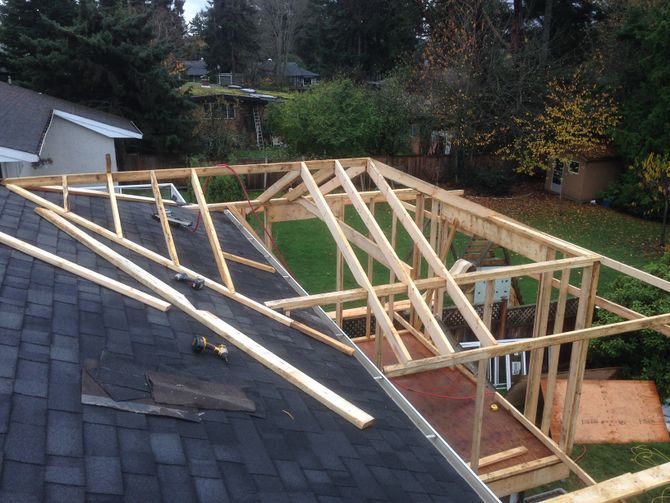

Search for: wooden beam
xmin=255 ymin=170 xmax=301 ymax=204
xmin=150 ymin=171 xmax=180 ymax=266
xmin=35 ymin=208 xmax=372 ymax=429
xmin=364 ymin=199 xmax=375 ymax=339
xmin=286 ymin=166 xmax=334 ymax=202
xmin=0 ymin=230 xmax=171 ymax=312
xmin=470 ymin=359 xmax=488 ymax=473
xmin=383 ymin=312 xmax=670 ymax=377
xmin=545 ymin=462 xmax=670 ymax=503
xmin=334 ymin=160 xmax=453 ymax=354
xmin=299 ymin=163 xmax=412 ymax=364
xmin=34 ymin=185 xmax=179 ymax=206
xmin=368 ymin=160 xmax=498 ymax=348
xmin=479 ymin=456 xmax=561 ymax=484
xmin=318 ymin=165 xmax=366 ymax=196
xmin=61 ymin=176 xmax=69 ymax=211
xmin=265 ymin=256 xmax=596 ymax=311
xmin=334 ymin=199 xmax=344 ymax=327
xmin=601 ymin=256 xmax=670 ymax=293
xmin=2 ymin=158 xmax=369 ymax=188
xmin=190 ymin=170 xmax=235 ymax=292
xmin=392 ymin=312 xmax=439 ymax=356
xmin=106 ymin=172 xmax=123 ymax=238
xmin=11 ymin=186 xmax=346 ymax=355
xmin=467 ymin=446 xmax=528 ymax=470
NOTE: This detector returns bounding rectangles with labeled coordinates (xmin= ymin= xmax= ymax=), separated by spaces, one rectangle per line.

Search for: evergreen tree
xmin=9 ymin=0 xmax=194 ymax=154
xmin=0 ymin=0 xmax=77 ymax=80
xmin=203 ymin=0 xmax=259 ymax=74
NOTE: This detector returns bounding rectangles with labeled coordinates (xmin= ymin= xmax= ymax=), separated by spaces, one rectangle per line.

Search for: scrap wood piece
xmin=11 ymin=186 xmax=349 ymax=356
xmin=479 ymin=455 xmax=561 ymax=484
xmin=468 ymin=446 xmax=529 ymax=470
xmin=541 ymin=379 xmax=670 ymax=444
xmin=0 ymin=230 xmax=171 ymax=312
xmin=545 ymin=461 xmax=670 ymax=503
xmin=36 ymin=207 xmax=374 ymax=429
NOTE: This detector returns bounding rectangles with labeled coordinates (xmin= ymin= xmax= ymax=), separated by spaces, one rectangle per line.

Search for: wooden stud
xmin=285 ymin=166 xmax=333 ymax=202
xmin=392 ymin=311 xmax=439 ymax=356
xmin=105 ymin=153 xmax=112 ymax=173
xmin=35 ymin=184 xmax=179 ymax=206
xmin=367 ymin=160 xmax=498 ymax=348
xmin=409 ymin=194 xmax=424 ymax=328
xmin=470 ymin=359 xmax=488 ymax=474
xmin=255 ymin=170 xmax=301 ymax=204
xmin=35 ymin=208 xmax=372 ymax=428
xmin=190 ymin=170 xmax=235 ymax=292
xmin=388 ymin=212 xmax=398 ymax=322
xmin=299 ymin=163 xmax=412 ymax=364
xmin=364 ymin=199 xmax=375 ymax=339
xmin=263 ymin=207 xmax=273 ymax=249
xmin=483 ymin=280 xmax=494 ymax=330
xmin=318 ymin=165 xmax=366 ymax=196
xmin=106 ymin=172 xmax=123 ymax=238
xmin=525 ymin=249 xmax=556 ymax=421
xmin=0 ymin=230 xmax=171 ymax=312
xmin=335 ymin=200 xmax=344 ymax=328
xmin=61 ymin=175 xmax=69 ymax=211
xmin=541 ymin=268 xmax=571 ymax=434
xmin=150 ymin=171 xmax=180 ymax=266
xmin=560 ymin=263 xmax=600 ymax=454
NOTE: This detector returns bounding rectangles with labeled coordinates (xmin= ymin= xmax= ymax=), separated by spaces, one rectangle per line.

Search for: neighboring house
xmin=0 ymin=82 xmax=142 ymax=179
xmin=182 ymin=59 xmax=208 ymax=82
xmin=189 ymin=87 xmax=283 ymax=148
xmin=544 ymin=147 xmax=624 ymax=201
xmin=258 ymin=61 xmax=319 ymax=90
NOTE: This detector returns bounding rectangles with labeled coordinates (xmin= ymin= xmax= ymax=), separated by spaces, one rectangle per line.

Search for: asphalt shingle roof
xmin=0 ymin=82 xmax=141 ymax=156
xmin=0 ymin=185 xmax=481 ymax=502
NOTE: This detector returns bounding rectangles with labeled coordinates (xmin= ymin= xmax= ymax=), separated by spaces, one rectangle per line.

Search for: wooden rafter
xmin=299 ymin=163 xmax=412 ymax=364
xmin=367 ymin=159 xmax=498 ymax=348
xmin=106 ymin=172 xmax=123 ymax=238
xmin=150 ymin=170 xmax=180 ymax=266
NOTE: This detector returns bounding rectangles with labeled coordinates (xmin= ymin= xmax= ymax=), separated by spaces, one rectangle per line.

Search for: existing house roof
xmin=0 ymin=82 xmax=142 ymax=163
xmin=0 ymin=185 xmax=483 ymax=501
xmin=183 ymin=60 xmax=208 ymax=78
xmin=258 ymin=61 xmax=319 ymax=79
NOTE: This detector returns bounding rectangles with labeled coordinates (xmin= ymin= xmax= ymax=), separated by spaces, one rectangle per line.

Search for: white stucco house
xmin=0 ymin=81 xmax=142 ymax=179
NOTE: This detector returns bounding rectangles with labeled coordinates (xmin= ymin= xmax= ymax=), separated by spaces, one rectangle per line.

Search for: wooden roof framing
xmin=4 ymin=156 xmax=670 ymax=500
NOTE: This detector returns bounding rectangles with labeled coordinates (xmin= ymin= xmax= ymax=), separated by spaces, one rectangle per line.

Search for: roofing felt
xmin=0 ymin=185 xmax=481 ymax=502
xmin=0 ymin=82 xmax=142 ymax=156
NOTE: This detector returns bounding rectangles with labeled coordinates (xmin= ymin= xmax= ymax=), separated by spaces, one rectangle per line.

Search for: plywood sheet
xmin=541 ymin=379 xmax=670 ymax=444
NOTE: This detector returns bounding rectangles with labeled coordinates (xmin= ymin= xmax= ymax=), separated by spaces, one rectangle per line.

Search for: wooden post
xmin=387 ymin=213 xmax=398 ymax=322
xmin=263 ymin=207 xmax=273 ymax=250
xmin=335 ymin=200 xmax=345 ymax=328
xmin=560 ymin=263 xmax=600 ymax=454
xmin=524 ymin=249 xmax=556 ymax=421
xmin=150 ymin=171 xmax=180 ymax=266
xmin=61 ymin=175 xmax=69 ymax=212
xmin=470 ymin=359 xmax=488 ymax=473
xmin=410 ymin=194 xmax=425 ymax=327
xmin=105 ymin=153 xmax=112 ymax=173
xmin=106 ymin=172 xmax=123 ymax=238
xmin=541 ymin=268 xmax=571 ymax=434
xmin=190 ymin=170 xmax=235 ymax=292
xmin=483 ymin=280 xmax=494 ymax=330
xmin=364 ymin=200 xmax=375 ymax=339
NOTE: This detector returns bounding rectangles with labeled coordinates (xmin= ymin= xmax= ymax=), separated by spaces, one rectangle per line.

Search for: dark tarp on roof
xmin=0 ymin=185 xmax=481 ymax=502
xmin=184 ymin=60 xmax=208 ymax=78
xmin=0 ymin=81 xmax=141 ymax=156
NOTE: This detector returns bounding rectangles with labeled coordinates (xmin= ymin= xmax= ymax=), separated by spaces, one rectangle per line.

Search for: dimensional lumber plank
xmin=392 ymin=312 xmax=439 ymax=356
xmin=334 ymin=199 xmax=344 ymax=327
xmin=541 ymin=268 xmax=571 ymax=434
xmin=285 ymin=166 xmax=334 ymax=202
xmin=382 ymin=312 xmax=670 ymax=376
xmin=0 ymin=231 xmax=171 ymax=312
xmin=106 ymin=172 xmax=123 ymax=238
xmin=524 ymin=249 xmax=555 ymax=421
xmin=364 ymin=199 xmax=375 ymax=339
xmin=334 ymin=161 xmax=453 ymax=354
xmin=300 ymin=164 xmax=412 ymax=364
xmin=545 ymin=462 xmax=670 ymax=503
xmin=191 ymin=170 xmax=235 ymax=292
xmin=318 ymin=165 xmax=366 ymax=196
xmin=35 ymin=208 xmax=373 ymax=428
xmin=150 ymin=171 xmax=180 ymax=266
xmin=601 ymin=256 xmax=670 ymax=293
xmin=264 ymin=256 xmax=596 ymax=311
xmin=470 ymin=359 xmax=488 ymax=473
xmin=467 ymin=446 xmax=528 ymax=470
xmin=35 ymin=184 xmax=179 ymax=206
xmin=12 ymin=186 xmax=348 ymax=354
xmin=2 ymin=157 xmax=370 ymax=188
xmin=255 ymin=170 xmax=301 ymax=204
xmin=367 ymin=160 xmax=498 ymax=348
xmin=61 ymin=176 xmax=69 ymax=211
xmin=479 ymin=456 xmax=561 ymax=483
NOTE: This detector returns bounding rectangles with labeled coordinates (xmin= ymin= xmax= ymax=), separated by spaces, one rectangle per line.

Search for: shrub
xmin=185 ymin=175 xmax=244 ymax=204
xmin=599 ymin=170 xmax=663 ymax=219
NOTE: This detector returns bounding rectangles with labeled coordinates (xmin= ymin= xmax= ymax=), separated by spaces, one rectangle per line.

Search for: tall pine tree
xmin=203 ymin=0 xmax=259 ymax=74
xmin=6 ymin=0 xmax=195 ymax=154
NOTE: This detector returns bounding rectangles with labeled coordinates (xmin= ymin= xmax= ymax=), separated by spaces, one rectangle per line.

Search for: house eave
xmin=53 ymin=110 xmax=143 ymax=139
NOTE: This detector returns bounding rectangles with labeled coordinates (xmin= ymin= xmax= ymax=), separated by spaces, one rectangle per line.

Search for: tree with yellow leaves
xmin=640 ymin=153 xmax=670 ymax=247
xmin=501 ymin=72 xmax=620 ymax=175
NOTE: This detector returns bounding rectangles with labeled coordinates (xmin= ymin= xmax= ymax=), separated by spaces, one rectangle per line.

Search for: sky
xmin=183 ymin=0 xmax=209 ymax=23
